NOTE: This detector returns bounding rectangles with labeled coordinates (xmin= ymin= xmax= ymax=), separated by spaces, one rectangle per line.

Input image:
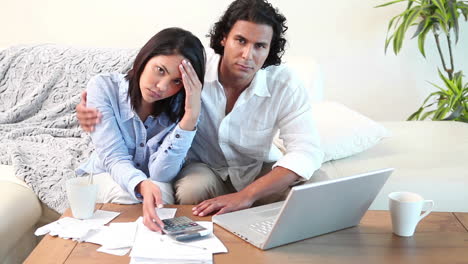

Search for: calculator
xmin=162 ymin=216 xmax=210 ymax=241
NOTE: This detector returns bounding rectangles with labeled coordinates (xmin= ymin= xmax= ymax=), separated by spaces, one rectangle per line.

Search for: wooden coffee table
xmin=25 ymin=204 xmax=468 ymax=264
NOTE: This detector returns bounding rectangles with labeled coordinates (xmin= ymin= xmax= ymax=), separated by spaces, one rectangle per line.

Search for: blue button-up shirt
xmin=76 ymin=73 xmax=196 ymax=200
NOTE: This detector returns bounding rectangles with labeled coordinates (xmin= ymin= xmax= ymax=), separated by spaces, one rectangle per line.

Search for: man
xmin=77 ymin=0 xmax=324 ymax=217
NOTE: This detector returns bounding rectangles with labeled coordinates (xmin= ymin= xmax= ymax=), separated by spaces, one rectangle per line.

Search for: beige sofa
xmin=324 ymin=121 xmax=468 ymax=213
xmin=0 ymin=165 xmax=59 ymax=264
xmin=1 ymin=44 xmax=467 ymax=264
xmin=2 ymin=121 xmax=467 ymax=264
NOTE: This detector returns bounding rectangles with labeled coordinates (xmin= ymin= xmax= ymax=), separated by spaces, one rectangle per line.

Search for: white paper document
xmin=82 ymin=226 xmax=109 ymax=245
xmin=97 ymin=246 xmax=131 ymax=256
xmin=173 ymin=221 xmax=228 ymax=254
xmin=84 ymin=222 xmax=137 ymax=250
xmin=35 ymin=206 xmax=228 ymax=260
xmin=103 ymin=222 xmax=138 ymax=249
xmin=84 ymin=208 xmax=178 ymax=256
xmin=130 ymin=219 xmax=226 ymax=263
xmin=129 ymin=256 xmax=212 ymax=264
xmin=34 ymin=210 xmax=120 ymax=241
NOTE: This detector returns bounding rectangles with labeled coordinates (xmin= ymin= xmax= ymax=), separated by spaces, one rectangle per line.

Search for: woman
xmin=76 ymin=27 xmax=205 ymax=231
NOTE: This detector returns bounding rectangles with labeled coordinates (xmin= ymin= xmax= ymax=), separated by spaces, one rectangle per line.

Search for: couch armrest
xmin=0 ymin=166 xmax=42 ymax=262
xmin=0 ymin=165 xmax=29 ymax=188
xmin=0 ymin=182 xmax=42 ymax=261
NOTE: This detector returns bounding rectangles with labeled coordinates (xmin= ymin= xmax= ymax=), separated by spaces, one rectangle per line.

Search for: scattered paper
xmin=97 ymin=246 xmax=131 ymax=256
xmin=102 ymin=222 xmax=138 ymax=249
xmin=130 ymin=255 xmax=213 ymax=264
xmin=130 ymin=219 xmax=226 ymax=263
xmin=34 ymin=210 xmax=120 ymax=241
xmin=35 ymin=206 xmax=228 ymax=260
xmin=83 ymin=222 xmax=138 ymax=251
xmin=82 ymin=226 xmax=109 ymax=245
xmin=177 ymin=221 xmax=228 ymax=254
xmin=84 ymin=210 xmax=121 ymax=225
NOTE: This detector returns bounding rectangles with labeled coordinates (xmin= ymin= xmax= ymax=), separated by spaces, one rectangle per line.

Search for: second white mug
xmin=388 ymin=191 xmax=434 ymax=237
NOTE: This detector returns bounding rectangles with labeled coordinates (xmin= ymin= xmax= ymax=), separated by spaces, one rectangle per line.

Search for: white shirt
xmin=187 ymin=49 xmax=324 ymax=191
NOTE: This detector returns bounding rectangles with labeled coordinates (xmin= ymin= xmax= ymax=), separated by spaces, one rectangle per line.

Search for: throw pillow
xmin=273 ymin=101 xmax=390 ymax=163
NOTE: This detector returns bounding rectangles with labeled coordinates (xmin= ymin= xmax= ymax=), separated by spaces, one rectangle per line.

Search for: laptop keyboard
xmin=249 ymin=218 xmax=275 ymax=235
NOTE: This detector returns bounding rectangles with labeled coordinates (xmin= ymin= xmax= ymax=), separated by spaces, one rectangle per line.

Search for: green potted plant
xmin=376 ymin=0 xmax=468 ymax=122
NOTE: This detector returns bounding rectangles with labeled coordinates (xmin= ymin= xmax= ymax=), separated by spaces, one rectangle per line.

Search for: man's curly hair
xmin=208 ymin=0 xmax=288 ymax=69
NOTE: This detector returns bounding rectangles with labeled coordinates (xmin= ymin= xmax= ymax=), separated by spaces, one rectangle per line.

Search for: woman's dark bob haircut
xmin=208 ymin=0 xmax=287 ymax=68
xmin=126 ymin=27 xmax=206 ymax=122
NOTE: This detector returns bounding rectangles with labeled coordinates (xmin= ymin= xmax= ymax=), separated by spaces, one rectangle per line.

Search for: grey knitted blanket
xmin=0 ymin=44 xmax=137 ymax=213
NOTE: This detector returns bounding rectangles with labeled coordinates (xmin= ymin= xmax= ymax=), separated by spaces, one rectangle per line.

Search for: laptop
xmin=212 ymin=168 xmax=393 ymax=250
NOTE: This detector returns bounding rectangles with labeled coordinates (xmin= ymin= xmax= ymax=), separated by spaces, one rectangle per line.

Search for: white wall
xmin=1 ymin=0 xmax=467 ymax=121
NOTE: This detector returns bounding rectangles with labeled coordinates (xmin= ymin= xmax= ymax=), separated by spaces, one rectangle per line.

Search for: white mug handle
xmin=419 ymin=200 xmax=434 ymax=222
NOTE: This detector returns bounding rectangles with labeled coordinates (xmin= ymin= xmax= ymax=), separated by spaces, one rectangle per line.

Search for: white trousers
xmin=92 ymin=173 xmax=175 ymax=204
xmin=174 ymin=162 xmax=287 ymax=205
xmin=174 ymin=162 xmax=335 ymax=205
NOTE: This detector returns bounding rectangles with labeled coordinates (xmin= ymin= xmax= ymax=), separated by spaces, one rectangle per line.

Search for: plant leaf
xmin=432 ymin=20 xmax=441 ymax=33
xmin=387 ymin=14 xmax=400 ymax=32
xmin=454 ymin=70 xmax=463 ymax=80
xmin=434 ymin=10 xmax=449 ymax=34
xmin=385 ymin=34 xmax=395 ymax=53
xmin=404 ymin=7 xmax=423 ymax=31
xmin=451 ymin=92 xmax=464 ymax=109
xmin=432 ymin=0 xmax=447 ymax=14
xmin=417 ymin=20 xmax=432 ymax=57
xmin=418 ymin=91 xmax=442 ymax=110
xmin=454 ymin=71 xmax=463 ymax=88
xmin=433 ymin=104 xmax=448 ymax=120
xmin=448 ymin=0 xmax=460 ymax=43
xmin=447 ymin=91 xmax=461 ymax=109
xmin=421 ymin=109 xmax=437 ymax=120
xmin=412 ymin=18 xmax=427 ymax=38
xmin=384 ymin=15 xmax=398 ymax=53
xmin=437 ymin=68 xmax=459 ymax=93
xmin=428 ymin=81 xmax=450 ymax=94
xmin=440 ymin=106 xmax=452 ymax=119
xmin=458 ymin=3 xmax=468 ymax=20
xmin=408 ymin=107 xmax=424 ymax=120
xmin=444 ymin=105 xmax=463 ymax=120
xmin=393 ymin=15 xmax=404 ymax=30
xmin=384 ymin=14 xmax=404 ymax=53
xmin=423 ymin=100 xmax=439 ymax=109
xmin=437 ymin=93 xmax=450 ymax=107
xmin=393 ymin=23 xmax=406 ymax=54
xmin=392 ymin=6 xmax=422 ymax=54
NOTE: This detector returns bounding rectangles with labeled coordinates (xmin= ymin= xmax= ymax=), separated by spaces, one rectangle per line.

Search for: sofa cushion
xmin=0 ymin=164 xmax=28 ymax=188
xmin=273 ymin=101 xmax=390 ymax=163
xmin=313 ymin=101 xmax=390 ymax=162
xmin=0 ymin=181 xmax=41 ymax=261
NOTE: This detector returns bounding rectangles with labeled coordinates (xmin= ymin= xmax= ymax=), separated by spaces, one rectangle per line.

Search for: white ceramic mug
xmin=66 ymin=177 xmax=98 ymax=219
xmin=388 ymin=192 xmax=434 ymax=237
